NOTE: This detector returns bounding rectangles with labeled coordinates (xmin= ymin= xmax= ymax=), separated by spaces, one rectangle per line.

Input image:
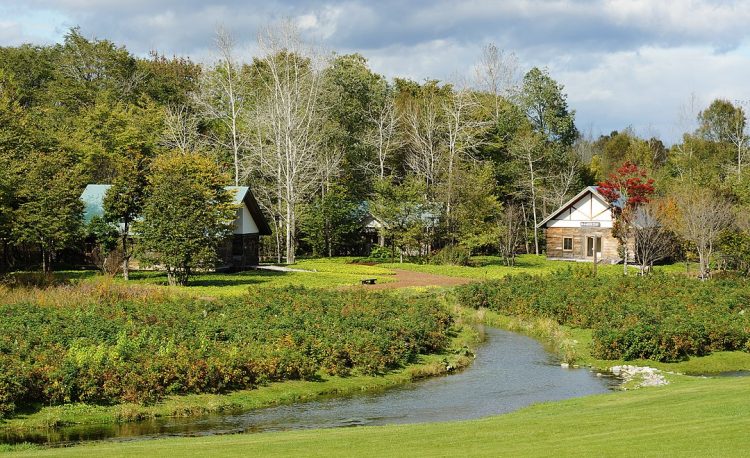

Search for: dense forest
xmin=1 ymin=24 xmax=749 ymax=275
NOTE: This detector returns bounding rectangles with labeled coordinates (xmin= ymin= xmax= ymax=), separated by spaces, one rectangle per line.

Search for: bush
xmin=0 ymin=284 xmax=452 ymax=418
xmin=456 ymin=270 xmax=750 ymax=362
xmin=369 ymin=245 xmax=392 ymax=259
xmin=430 ymin=245 xmax=471 ymax=266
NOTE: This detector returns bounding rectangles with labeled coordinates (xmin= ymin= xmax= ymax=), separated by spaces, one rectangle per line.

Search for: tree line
xmin=1 ymin=23 xmax=749 ymax=278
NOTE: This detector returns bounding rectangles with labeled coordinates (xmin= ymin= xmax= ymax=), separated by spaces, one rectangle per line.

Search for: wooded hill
xmin=1 ymin=25 xmax=749 ymax=275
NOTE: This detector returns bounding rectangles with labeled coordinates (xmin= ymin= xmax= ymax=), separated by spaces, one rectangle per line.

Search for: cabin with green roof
xmin=80 ymin=184 xmax=271 ymax=270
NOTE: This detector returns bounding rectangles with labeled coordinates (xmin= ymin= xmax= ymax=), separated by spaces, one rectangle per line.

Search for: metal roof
xmin=81 ymin=184 xmax=111 ymax=223
xmin=80 ymin=184 xmax=272 ymax=235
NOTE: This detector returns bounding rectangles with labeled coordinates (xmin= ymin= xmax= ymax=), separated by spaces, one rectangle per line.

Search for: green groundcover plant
xmin=0 ymin=281 xmax=451 ymax=418
xmin=457 ymin=268 xmax=750 ymax=362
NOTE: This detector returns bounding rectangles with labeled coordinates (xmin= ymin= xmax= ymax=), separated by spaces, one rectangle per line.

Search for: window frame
xmin=562 ymin=237 xmax=573 ymax=251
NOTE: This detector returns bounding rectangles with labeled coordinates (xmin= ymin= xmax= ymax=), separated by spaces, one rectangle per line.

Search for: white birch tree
xmin=193 ymin=27 xmax=247 ymax=185
xmin=442 ymin=83 xmax=486 ymax=234
xmin=675 ymin=189 xmax=734 ymax=279
xmin=161 ymin=104 xmax=203 ymax=154
xmin=404 ymin=86 xmax=444 ymax=191
xmin=245 ymin=21 xmax=327 ymax=264
xmin=364 ymin=92 xmax=401 ymax=179
xmin=510 ymin=130 xmax=546 ymax=255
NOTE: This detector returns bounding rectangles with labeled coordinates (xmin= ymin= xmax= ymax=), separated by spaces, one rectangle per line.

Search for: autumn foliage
xmin=596 ymin=161 xmax=655 ymax=214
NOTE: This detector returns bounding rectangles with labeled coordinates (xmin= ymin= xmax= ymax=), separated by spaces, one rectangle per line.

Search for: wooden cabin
xmin=80 ymin=184 xmax=271 ymax=270
xmin=537 ymin=186 xmax=625 ymax=263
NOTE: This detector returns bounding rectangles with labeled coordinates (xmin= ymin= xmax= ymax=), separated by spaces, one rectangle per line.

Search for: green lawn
xmin=36 ymin=255 xmax=693 ymax=298
xmin=381 ymin=254 xmax=689 ymax=280
xmin=8 ymin=375 xmax=750 ymax=457
xmin=40 ymin=261 xmax=397 ymax=297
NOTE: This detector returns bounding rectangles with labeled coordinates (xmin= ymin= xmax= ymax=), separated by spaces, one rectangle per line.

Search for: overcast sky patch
xmin=2 ymin=0 xmax=750 ymax=143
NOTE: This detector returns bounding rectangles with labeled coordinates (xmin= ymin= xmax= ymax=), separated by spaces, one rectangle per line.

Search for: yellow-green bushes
xmin=457 ymin=269 xmax=750 ymax=362
xmin=0 ymin=284 xmax=451 ymax=418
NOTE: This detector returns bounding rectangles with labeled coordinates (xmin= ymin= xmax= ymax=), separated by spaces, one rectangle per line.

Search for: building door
xmin=586 ymin=236 xmax=602 ymax=258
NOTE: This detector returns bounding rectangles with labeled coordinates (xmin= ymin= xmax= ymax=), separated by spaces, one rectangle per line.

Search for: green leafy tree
xmin=12 ymin=151 xmax=83 ymax=273
xmin=370 ymin=177 xmax=436 ymax=262
xmin=518 ymin=67 xmax=578 ymax=149
xmin=300 ymin=185 xmax=364 ymax=257
xmin=85 ymin=215 xmax=120 ymax=274
xmin=452 ymin=162 xmax=502 ymax=252
xmin=59 ymin=92 xmax=163 ymax=183
xmin=0 ymin=166 xmax=15 ymax=271
xmin=136 ymin=153 xmax=236 ymax=286
xmin=697 ymin=99 xmax=748 ymax=176
xmin=320 ymin=54 xmax=387 ymax=199
xmin=103 ymin=150 xmax=149 ymax=280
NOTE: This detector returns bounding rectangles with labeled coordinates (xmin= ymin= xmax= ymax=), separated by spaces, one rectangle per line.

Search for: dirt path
xmin=363 ymin=269 xmax=474 ymax=290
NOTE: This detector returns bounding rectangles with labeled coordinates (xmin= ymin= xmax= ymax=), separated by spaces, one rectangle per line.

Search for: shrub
xmin=0 ymin=284 xmax=452 ymax=418
xmin=456 ymin=271 xmax=750 ymax=362
xmin=430 ymin=245 xmax=471 ymax=266
xmin=369 ymin=245 xmax=391 ymax=259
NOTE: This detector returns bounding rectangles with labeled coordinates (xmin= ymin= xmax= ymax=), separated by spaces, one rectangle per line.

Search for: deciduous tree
xmin=597 ymin=161 xmax=655 ymax=274
xmin=674 ymin=188 xmax=734 ymax=279
xmin=12 ymin=151 xmax=83 ymax=273
xmin=137 ymin=153 xmax=235 ymax=286
xmin=103 ymin=150 xmax=149 ymax=280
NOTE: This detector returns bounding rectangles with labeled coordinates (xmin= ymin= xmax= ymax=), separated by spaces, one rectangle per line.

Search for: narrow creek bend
xmin=1 ymin=328 xmax=619 ymax=446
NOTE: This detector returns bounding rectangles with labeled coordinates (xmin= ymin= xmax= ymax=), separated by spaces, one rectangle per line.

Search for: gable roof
xmin=80 ymin=184 xmax=272 ymax=236
xmin=537 ymin=186 xmax=614 ymax=229
xmin=226 ymin=186 xmax=272 ymax=236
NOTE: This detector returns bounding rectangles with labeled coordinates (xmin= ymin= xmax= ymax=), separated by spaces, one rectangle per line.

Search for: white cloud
xmin=555 ymin=43 xmax=750 ymax=142
xmin=3 ymin=0 xmax=750 ymax=143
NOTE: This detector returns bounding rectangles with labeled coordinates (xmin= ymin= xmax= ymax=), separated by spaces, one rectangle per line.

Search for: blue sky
xmin=2 ymin=0 xmax=750 ymax=144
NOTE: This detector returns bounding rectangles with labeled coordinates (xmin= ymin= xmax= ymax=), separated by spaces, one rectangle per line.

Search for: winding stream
xmin=1 ymin=328 xmax=619 ymax=446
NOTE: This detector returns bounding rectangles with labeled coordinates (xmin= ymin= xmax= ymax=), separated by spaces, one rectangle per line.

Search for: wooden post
xmin=593 ymin=236 xmax=598 ymax=276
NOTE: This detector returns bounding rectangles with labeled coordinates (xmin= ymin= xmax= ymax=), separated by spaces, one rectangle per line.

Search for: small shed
xmin=537 ymin=186 xmax=623 ymax=263
xmin=80 ymin=184 xmax=271 ymax=270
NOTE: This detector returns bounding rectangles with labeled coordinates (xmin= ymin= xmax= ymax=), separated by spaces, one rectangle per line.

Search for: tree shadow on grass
xmin=187 ymin=271 xmax=292 ymax=288
xmin=126 ymin=270 xmax=293 ymax=287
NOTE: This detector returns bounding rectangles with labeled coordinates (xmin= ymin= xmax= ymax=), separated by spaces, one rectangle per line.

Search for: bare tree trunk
xmin=246 ymin=21 xmax=327 ymax=265
xmin=194 ymin=27 xmax=247 ymax=186
xmin=122 ymin=234 xmax=129 ymax=281
xmin=529 ymin=159 xmax=539 ymax=255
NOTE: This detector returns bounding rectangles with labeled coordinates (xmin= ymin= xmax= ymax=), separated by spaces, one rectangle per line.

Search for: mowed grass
xmin=381 ymin=254 xmax=689 ymax=280
xmin=567 ymin=327 xmax=750 ymax=375
xmin=39 ymin=256 xmax=693 ymax=297
xmin=44 ymin=261 xmax=396 ymax=297
xmin=8 ymin=375 xmax=750 ymax=457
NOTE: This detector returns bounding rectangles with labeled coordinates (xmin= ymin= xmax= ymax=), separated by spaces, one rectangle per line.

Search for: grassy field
xmin=381 ymin=254 xmax=692 ymax=280
xmin=26 ymin=255 xmax=693 ymax=298
xmin=6 ymin=374 xmax=749 ymax=457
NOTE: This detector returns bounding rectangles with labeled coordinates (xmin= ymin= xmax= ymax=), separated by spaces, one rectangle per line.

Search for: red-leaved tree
xmin=597 ymin=162 xmax=655 ymax=274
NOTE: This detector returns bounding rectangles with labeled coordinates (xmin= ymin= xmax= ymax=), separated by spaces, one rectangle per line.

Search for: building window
xmin=563 ymin=237 xmax=573 ymax=251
